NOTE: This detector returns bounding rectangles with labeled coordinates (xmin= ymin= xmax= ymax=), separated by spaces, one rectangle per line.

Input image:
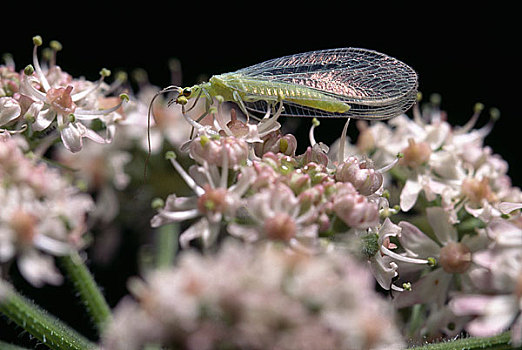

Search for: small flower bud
xmin=335 ymin=157 xmax=383 ymax=196
xmin=151 ymin=198 xmax=165 ymax=210
xmin=24 ymin=65 xmax=35 ymax=76
xmin=32 ymin=35 xmax=43 ymax=46
xmin=332 ymin=183 xmax=379 ymax=229
xmin=50 ymin=40 xmax=62 ymax=51
xmin=190 ymin=135 xmax=248 ymax=168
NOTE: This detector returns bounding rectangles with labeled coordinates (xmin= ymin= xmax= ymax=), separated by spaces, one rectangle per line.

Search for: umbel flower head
xmin=1 ymin=36 xmax=128 ymax=152
xmin=150 ymin=114 xmax=390 ymax=260
xmin=351 ymin=95 xmax=522 ymax=339
xmin=0 ymin=135 xmax=94 ymax=286
xmin=103 ymin=241 xmax=404 ymax=350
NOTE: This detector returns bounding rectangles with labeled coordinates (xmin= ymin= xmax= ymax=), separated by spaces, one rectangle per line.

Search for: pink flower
xmin=331 ymin=182 xmax=379 ymax=229
xmin=335 ymin=156 xmax=383 ymax=196
xmin=18 ymin=36 xmax=127 ymax=152
xmin=394 ymin=207 xmax=489 ymax=309
xmin=189 ymin=133 xmax=249 ymax=169
xmin=151 ymin=151 xmax=253 ymax=248
xmin=450 ymin=247 xmax=522 ymax=346
xmin=0 ymin=136 xmax=94 ymax=286
xmin=228 ymin=183 xmax=320 ymax=253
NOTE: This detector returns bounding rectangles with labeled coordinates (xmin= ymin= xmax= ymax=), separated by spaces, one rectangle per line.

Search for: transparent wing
xmin=243 ymin=88 xmax=418 ymax=119
xmin=233 ymin=48 xmax=418 ymax=119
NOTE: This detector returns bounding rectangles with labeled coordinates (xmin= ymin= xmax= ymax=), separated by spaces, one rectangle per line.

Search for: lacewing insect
xmin=145 ymin=48 xmax=418 ymax=176
xmin=164 ymin=47 xmax=418 ymax=121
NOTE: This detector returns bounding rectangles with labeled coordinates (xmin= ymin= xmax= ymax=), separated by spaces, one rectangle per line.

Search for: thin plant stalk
xmin=57 ymin=252 xmax=112 ymax=334
xmin=0 ymin=281 xmax=96 ymax=350
xmin=409 ymin=331 xmax=513 ymax=350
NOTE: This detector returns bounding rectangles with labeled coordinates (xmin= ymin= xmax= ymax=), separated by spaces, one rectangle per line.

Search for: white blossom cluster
xmin=1 ymin=37 xmax=521 ymax=349
xmin=355 ymin=102 xmax=522 ymax=344
xmin=0 ymin=136 xmax=94 ymax=286
xmin=139 ymin=96 xmax=522 ymax=346
xmin=103 ymin=241 xmax=405 ymax=350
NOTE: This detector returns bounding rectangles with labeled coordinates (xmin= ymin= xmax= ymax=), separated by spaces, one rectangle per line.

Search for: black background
xmin=2 ymin=4 xmax=521 ymax=347
xmin=4 ymin=5 xmax=520 ymax=182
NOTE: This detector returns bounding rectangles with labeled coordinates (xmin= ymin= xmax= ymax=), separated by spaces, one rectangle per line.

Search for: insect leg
xmin=232 ymin=90 xmax=252 ymax=122
xmin=187 ymin=88 xmax=216 ymax=138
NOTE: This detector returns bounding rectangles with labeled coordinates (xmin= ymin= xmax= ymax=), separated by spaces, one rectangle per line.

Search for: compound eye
xmin=182 ymin=87 xmax=192 ymax=97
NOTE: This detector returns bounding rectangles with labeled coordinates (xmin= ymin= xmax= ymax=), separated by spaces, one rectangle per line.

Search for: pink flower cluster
xmin=355 ymin=100 xmax=522 ymax=345
xmin=148 ymin=94 xmax=522 ymax=345
xmin=151 ymin=116 xmax=386 ymax=256
xmin=0 ymin=136 xmax=94 ymax=286
xmin=0 ymin=36 xmax=127 ymax=153
xmin=104 ymin=241 xmax=404 ymax=350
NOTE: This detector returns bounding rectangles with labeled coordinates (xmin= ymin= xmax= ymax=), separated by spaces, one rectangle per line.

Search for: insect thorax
xmin=207 ymin=74 xmax=238 ymax=102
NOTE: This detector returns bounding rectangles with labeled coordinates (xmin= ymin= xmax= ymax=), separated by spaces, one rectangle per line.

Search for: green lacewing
xmin=169 ymin=47 xmax=418 ymax=120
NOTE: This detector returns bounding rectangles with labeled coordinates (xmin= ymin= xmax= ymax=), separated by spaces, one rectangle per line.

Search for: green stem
xmin=409 ymin=331 xmax=513 ymax=350
xmin=155 ymin=223 xmax=179 ymax=268
xmin=0 ymin=281 xmax=96 ymax=350
xmin=57 ymin=252 xmax=112 ymax=334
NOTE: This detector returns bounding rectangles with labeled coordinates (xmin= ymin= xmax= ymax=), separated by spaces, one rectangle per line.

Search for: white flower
xmin=394 ymin=207 xmax=489 ymax=309
xmin=18 ymin=37 xmax=126 ymax=152
xmin=0 ymin=136 xmax=94 ymax=286
xmin=228 ymin=182 xmax=320 ymax=253
xmin=450 ymin=247 xmax=522 ymax=346
xmin=151 ymin=152 xmax=254 ymax=248
xmin=103 ymin=241 xmax=405 ymax=350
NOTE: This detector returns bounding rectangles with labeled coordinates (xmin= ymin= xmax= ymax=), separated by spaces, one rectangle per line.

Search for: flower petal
xmin=498 ymin=201 xmax=522 ymax=215
xmin=465 ymin=295 xmax=518 ymax=337
xmin=487 ymin=219 xmax=522 ymax=247
xmin=28 ymin=102 xmax=53 ymax=131
xmin=60 ymin=123 xmax=83 ymax=152
xmin=400 ymin=177 xmax=422 ymax=212
xmin=151 ymin=208 xmax=200 ymax=227
xmin=18 ymin=251 xmax=63 ymax=287
xmin=368 ymin=254 xmax=399 ymax=290
xmin=398 ymin=221 xmax=440 ymax=258
xmin=0 ymin=97 xmax=21 ymax=125
xmin=426 ymin=206 xmax=457 ymax=245
xmin=394 ymin=268 xmax=452 ymax=308
xmin=179 ymin=218 xmax=209 ymax=249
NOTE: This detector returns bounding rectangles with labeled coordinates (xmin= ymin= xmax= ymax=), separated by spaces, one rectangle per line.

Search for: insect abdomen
xmin=215 ymin=73 xmax=350 ymax=114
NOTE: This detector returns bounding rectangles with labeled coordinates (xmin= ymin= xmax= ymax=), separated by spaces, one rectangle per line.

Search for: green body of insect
xmin=205 ymin=73 xmax=352 ymax=113
xmin=171 ymin=48 xmax=418 ymax=120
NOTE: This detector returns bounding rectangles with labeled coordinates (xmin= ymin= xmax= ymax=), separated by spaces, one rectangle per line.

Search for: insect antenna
xmin=145 ymin=85 xmax=182 ymax=179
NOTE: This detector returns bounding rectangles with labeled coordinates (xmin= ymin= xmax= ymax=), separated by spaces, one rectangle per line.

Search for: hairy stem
xmin=409 ymin=331 xmax=513 ymax=350
xmin=0 ymin=281 xmax=96 ymax=350
xmin=57 ymin=252 xmax=112 ymax=334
